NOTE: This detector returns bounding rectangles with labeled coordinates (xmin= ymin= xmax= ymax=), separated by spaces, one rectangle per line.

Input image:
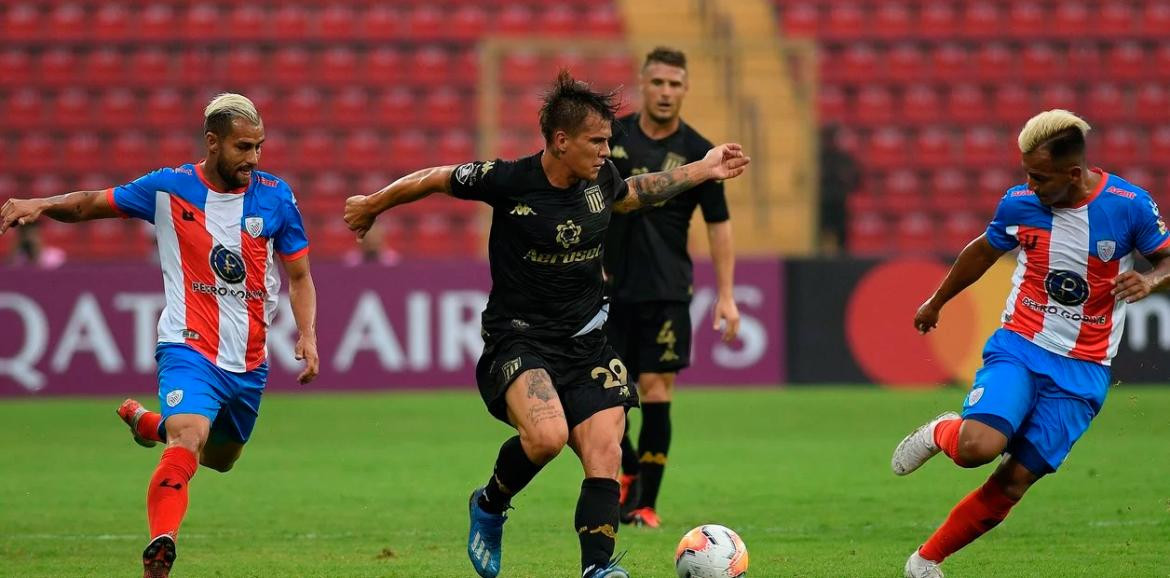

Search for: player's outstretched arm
xmin=282 ymin=254 xmax=319 ymax=385
xmin=914 ymin=234 xmax=1005 ymax=334
xmin=0 ymin=190 xmax=121 ymax=234
xmin=343 ymin=166 xmax=456 ymax=239
xmin=614 ymin=143 xmax=750 ymax=214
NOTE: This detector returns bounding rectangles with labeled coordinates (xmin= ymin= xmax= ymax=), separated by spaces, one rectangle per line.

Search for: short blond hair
xmin=204 ymin=93 xmax=261 ymax=136
xmin=1017 ymin=109 xmax=1091 ymax=154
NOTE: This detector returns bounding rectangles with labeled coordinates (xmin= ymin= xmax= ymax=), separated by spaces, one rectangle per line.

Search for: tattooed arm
xmin=613 ymin=143 xmax=751 ymax=214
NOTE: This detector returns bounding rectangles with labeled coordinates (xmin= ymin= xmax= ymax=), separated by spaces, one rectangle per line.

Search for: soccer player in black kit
xmin=606 ymin=47 xmax=740 ymax=529
xmin=343 ymin=71 xmax=750 ymax=578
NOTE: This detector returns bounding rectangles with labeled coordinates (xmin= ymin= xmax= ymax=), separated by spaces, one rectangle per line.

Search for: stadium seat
xmin=388 ymin=131 xmax=430 ymax=173
xmin=1 ymin=88 xmax=42 ymax=130
xmin=332 ymin=87 xmax=370 ymax=128
xmin=976 ymin=168 xmax=1016 ymax=212
xmin=365 ymin=47 xmax=405 ymax=87
xmin=837 ymin=43 xmax=881 ymax=83
xmin=961 ymin=127 xmax=1004 ymax=168
xmin=1116 ymin=167 xmax=1155 ymax=190
xmin=272 ymin=4 xmax=310 ymax=41
xmin=39 ymin=48 xmax=79 ymax=88
xmin=52 ymin=88 xmax=91 ymax=129
xmin=3 ymin=3 xmax=42 ymax=41
xmin=780 ymin=3 xmax=818 ymax=37
xmin=945 ymin=84 xmax=990 ymax=125
xmin=882 ymin=168 xmax=924 ymax=213
xmin=1036 ymin=83 xmax=1082 ymax=114
xmin=145 ymin=88 xmax=187 ymax=129
xmin=223 ymin=46 xmax=264 ymax=88
xmin=894 ymin=211 xmax=938 ymax=254
xmin=929 ymin=168 xmax=970 ymax=200
xmin=374 ymin=87 xmax=416 ymax=129
xmin=284 ymin=87 xmax=324 ymax=129
xmin=1019 ymin=43 xmax=1060 ymax=82
xmin=845 ymin=189 xmax=881 ymax=215
xmin=126 ymin=48 xmax=172 ymax=88
xmin=873 ymin=3 xmax=912 ymax=40
xmin=112 ymin=132 xmax=154 ymax=172
xmin=273 ymin=47 xmax=314 ymax=87
xmin=551 ymin=50 xmax=588 ymax=78
xmin=1098 ymin=2 xmax=1136 ymax=38
xmin=437 ymin=130 xmax=475 ymax=166
xmin=854 ymin=85 xmax=895 ymax=125
xmin=929 ymin=44 xmax=968 ymax=82
xmin=227 ymin=5 xmax=268 ymax=42
xmin=1135 ymin=84 xmax=1169 ymax=124
xmin=409 ymin=46 xmax=452 ymax=87
xmin=1150 ymin=128 xmax=1170 ymax=168
xmin=886 ymin=42 xmax=926 ymax=82
xmin=29 ymin=174 xmax=66 ymax=199
xmin=915 ymin=126 xmax=956 ymax=168
xmin=319 ymin=46 xmax=359 ymax=86
xmin=64 ymin=132 xmax=103 ymax=173
xmin=404 ymin=4 xmax=443 ymax=41
xmin=900 ymin=85 xmax=943 ymax=125
xmin=501 ymin=50 xmax=545 ymax=89
xmin=818 ymin=85 xmax=849 ymax=124
xmin=1085 ymin=83 xmax=1128 ymax=123
xmin=538 ymin=5 xmax=578 ymax=37
xmin=1007 ymin=2 xmax=1046 ymax=39
xmin=178 ymin=49 xmax=213 ymax=88
xmin=159 ymin=133 xmax=199 ymax=167
xmin=1106 ymin=42 xmax=1147 ymax=81
xmin=97 ymin=88 xmax=139 ymax=130
xmin=451 ymin=48 xmax=480 ymax=88
xmin=918 ymin=3 xmax=958 ymax=41
xmin=1143 ymin=3 xmax=1170 ymax=39
xmin=448 ymin=4 xmax=488 ymax=41
xmin=1067 ymin=42 xmax=1103 ymax=73
xmin=84 ymin=48 xmax=124 ymax=87
xmin=320 ymin=5 xmax=358 ymax=41
xmin=990 ymin=85 xmax=1033 ymax=125
xmin=497 ymin=5 xmax=535 ymax=36
xmin=1152 ymin=43 xmax=1170 ymax=81
xmin=0 ymin=48 xmax=32 ymax=89
xmin=583 ymin=5 xmax=622 ymax=36
xmin=1100 ymin=127 xmax=1143 ymax=167
xmin=1052 ymin=2 xmax=1090 ymax=38
xmin=961 ymin=3 xmax=1001 ymax=40
xmin=243 ymin=86 xmax=279 ymax=125
xmin=93 ymin=3 xmax=131 ymax=41
xmin=423 ymin=87 xmax=469 ymax=129
xmin=17 ymin=134 xmax=55 ymax=173
xmin=972 ymin=43 xmax=1014 ymax=82
xmin=941 ymin=211 xmax=985 ymax=254
xmin=866 ymin=127 xmax=908 ymax=169
xmin=292 ymin=131 xmax=335 ymax=171
xmin=303 ymin=172 xmax=350 ymax=215
xmin=822 ymin=3 xmax=866 ymax=40
xmin=847 ymin=212 xmax=891 ymax=256
xmin=48 ymin=3 xmax=86 ymax=42
xmin=182 ymin=4 xmax=220 ymax=41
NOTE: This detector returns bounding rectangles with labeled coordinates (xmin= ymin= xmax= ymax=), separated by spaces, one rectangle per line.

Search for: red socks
xmin=137 ymin=412 xmax=164 ymax=443
xmin=147 ymin=447 xmax=198 ymax=540
xmin=933 ymin=418 xmax=965 ymax=466
xmin=919 ymin=477 xmax=1019 ymax=563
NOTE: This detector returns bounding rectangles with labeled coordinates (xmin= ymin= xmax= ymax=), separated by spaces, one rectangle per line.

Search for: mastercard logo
xmin=844 ymin=258 xmax=1017 ymax=388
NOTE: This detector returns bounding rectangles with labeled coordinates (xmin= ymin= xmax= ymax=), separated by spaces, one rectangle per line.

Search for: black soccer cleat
xmin=142 ymin=534 xmax=176 ymax=578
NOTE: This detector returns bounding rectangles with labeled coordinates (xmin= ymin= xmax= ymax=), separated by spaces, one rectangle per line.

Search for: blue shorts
xmin=155 ymin=343 xmax=268 ymax=444
xmin=962 ymin=329 xmax=1110 ymax=476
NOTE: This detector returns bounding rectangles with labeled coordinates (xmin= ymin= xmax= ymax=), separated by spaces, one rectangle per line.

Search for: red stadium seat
xmin=437 ymin=130 xmax=475 ymax=166
xmin=846 ymin=189 xmax=881 ymax=215
xmin=409 ymin=47 xmax=452 ymax=87
xmin=929 ymin=44 xmax=968 ymax=82
xmin=841 ymin=43 xmax=881 ymax=83
xmin=272 ymin=47 xmax=314 ymax=87
xmin=365 ymin=47 xmax=405 ymax=87
xmin=0 ymin=48 xmax=33 ymax=89
xmin=145 ymin=88 xmax=187 ymax=129
xmin=292 ymin=131 xmax=335 ymax=172
xmin=900 ymin=85 xmax=942 ymax=125
xmin=538 ymin=5 xmax=578 ymax=37
xmin=308 ymin=171 xmax=350 ymax=202
xmin=449 ymin=4 xmax=488 ymax=41
xmin=64 ymin=132 xmax=103 ymax=173
xmin=822 ymin=3 xmax=866 ymax=40
xmin=990 ymin=85 xmax=1033 ymax=125
xmin=96 ymin=88 xmax=139 ymax=130
xmin=941 ymin=211 xmax=985 ymax=254
xmin=332 ymin=87 xmax=370 ymax=128
xmin=388 ymin=131 xmax=429 ymax=173
xmin=52 ymin=88 xmax=90 ymax=129
xmin=961 ymin=127 xmax=1004 ymax=168
xmin=1099 ymin=127 xmax=1142 ymax=167
xmin=29 ymin=174 xmax=66 ymax=199
xmin=93 ymin=3 xmax=131 ymax=41
xmin=882 ymin=168 xmax=924 ymax=213
xmin=320 ymin=5 xmax=358 ymax=41
xmin=320 ymin=47 xmax=359 ymax=86
xmin=84 ymin=48 xmax=124 ymax=86
xmin=1 ymin=88 xmax=43 ymax=130
xmin=159 ymin=133 xmax=199 ymax=167
xmin=1098 ymin=2 xmax=1136 ymax=38
xmin=929 ymin=169 xmax=970 ymax=199
xmin=501 ymin=50 xmax=545 ymax=89
xmin=404 ymin=4 xmax=443 ymax=41
xmin=3 ymin=3 xmax=42 ymax=41
xmin=867 ymin=127 xmax=908 ymax=169
xmin=423 ymin=87 xmax=469 ymax=129
xmin=1052 ymin=2 xmax=1090 ymax=38
xmin=374 ymin=88 xmax=416 ymax=129
xmin=780 ymin=3 xmax=817 ymax=37
xmin=818 ymin=85 xmax=849 ymax=124
xmin=182 ymin=4 xmax=220 ymax=41
xmin=847 ymin=212 xmax=891 ymax=256
xmin=886 ymin=43 xmax=926 ymax=82
xmin=977 ymin=168 xmax=1017 ymax=212
xmin=915 ymin=126 xmax=955 ymax=168
xmin=961 ymin=3 xmax=1001 ymax=40
xmin=918 ymin=3 xmax=958 ymax=41
xmin=972 ymin=43 xmax=1014 ymax=82
xmin=854 ymin=85 xmax=895 ymax=125
xmin=1067 ymin=43 xmax=1102 ymax=72
xmin=583 ymin=5 xmax=622 ymax=37
xmin=551 ymin=50 xmax=588 ymax=78
xmin=873 ymin=3 xmax=912 ymax=40
xmin=1143 ymin=3 xmax=1170 ymax=39
xmin=272 ymin=4 xmax=310 ymax=41
xmin=284 ymin=87 xmax=324 ymax=129
xmin=48 ymin=3 xmax=86 ymax=41
xmin=112 ymin=132 xmax=155 ymax=172
xmin=1084 ymin=83 xmax=1127 ymax=123
xmin=1106 ymin=42 xmax=1147 ymax=81
xmin=497 ymin=5 xmax=535 ymax=36
xmin=227 ymin=5 xmax=268 ymax=42
xmin=1153 ymin=43 xmax=1170 ymax=81
xmin=1036 ymin=83 xmax=1082 ymax=113
xmin=126 ymin=48 xmax=172 ymax=88
xmin=178 ymin=49 xmax=213 ymax=88
xmin=139 ymin=3 xmax=176 ymax=42
xmin=223 ymin=47 xmax=264 ymax=88
xmin=1007 ymin=2 xmax=1045 ymax=39
xmin=1019 ymin=43 xmax=1060 ymax=82
xmin=361 ymin=5 xmax=402 ymax=41
xmin=1135 ymin=85 xmax=1170 ymax=124
xmin=945 ymin=84 xmax=990 ymax=125
xmin=895 ymin=211 xmax=938 ymax=254
xmin=39 ymin=48 xmax=79 ymax=88
xmin=1115 ymin=167 xmax=1154 ymax=190
xmin=451 ymin=48 xmax=479 ymax=88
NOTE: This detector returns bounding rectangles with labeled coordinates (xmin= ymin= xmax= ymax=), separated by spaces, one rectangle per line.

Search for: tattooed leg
xmin=505 ymin=369 xmax=569 ymax=465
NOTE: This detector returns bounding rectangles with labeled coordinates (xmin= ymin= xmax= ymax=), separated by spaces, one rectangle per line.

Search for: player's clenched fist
xmin=0 ymin=198 xmax=48 ymax=234
xmin=913 ymin=299 xmax=941 ymax=335
xmin=343 ymin=195 xmax=375 ymax=240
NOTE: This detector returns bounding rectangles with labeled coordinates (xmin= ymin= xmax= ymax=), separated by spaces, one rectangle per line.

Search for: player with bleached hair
xmin=891 ymin=109 xmax=1170 ymax=577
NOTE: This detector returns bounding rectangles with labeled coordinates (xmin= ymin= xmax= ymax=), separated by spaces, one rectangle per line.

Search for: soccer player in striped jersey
xmin=892 ymin=109 xmax=1170 ymax=578
xmin=0 ymin=93 xmax=319 ymax=578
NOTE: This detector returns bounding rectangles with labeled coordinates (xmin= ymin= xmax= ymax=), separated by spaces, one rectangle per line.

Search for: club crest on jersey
xmin=210 ymin=244 xmax=247 ymax=284
xmin=556 ymin=220 xmax=583 ymax=248
xmin=965 ymin=387 xmax=984 ymax=407
xmin=584 ymin=185 xmax=605 ymax=214
xmin=1097 ymin=240 xmax=1116 ymax=262
xmin=245 ymin=216 xmax=264 ymax=238
xmin=166 ymin=390 xmax=183 ymax=407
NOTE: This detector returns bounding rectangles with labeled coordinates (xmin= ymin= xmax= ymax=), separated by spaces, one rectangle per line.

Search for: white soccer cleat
xmin=891 ymin=411 xmax=960 ymax=476
xmin=904 ymin=549 xmax=943 ymax=578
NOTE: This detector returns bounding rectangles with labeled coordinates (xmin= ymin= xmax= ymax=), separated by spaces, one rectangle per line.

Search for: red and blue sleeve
xmin=108 ymin=169 xmax=170 ymax=222
xmin=275 ymin=189 xmax=310 ymax=261
xmin=1134 ymin=195 xmax=1170 ymax=256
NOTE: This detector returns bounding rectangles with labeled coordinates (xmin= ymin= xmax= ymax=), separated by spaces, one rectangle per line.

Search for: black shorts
xmin=475 ymin=329 xmax=640 ymax=430
xmin=605 ymin=300 xmax=692 ymax=378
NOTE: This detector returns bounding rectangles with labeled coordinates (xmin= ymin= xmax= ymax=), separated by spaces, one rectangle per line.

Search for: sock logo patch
xmin=639 ymin=452 xmax=668 ymax=465
xmin=577 ymin=524 xmax=617 ymax=539
xmin=166 ymin=390 xmax=184 ymax=407
xmin=158 ymin=478 xmax=183 ymax=491
xmin=965 ymin=387 xmax=985 ymax=407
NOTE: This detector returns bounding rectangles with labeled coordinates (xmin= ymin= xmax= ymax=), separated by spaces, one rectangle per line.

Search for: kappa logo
xmin=611 ymin=146 xmax=628 ymax=159
xmin=166 ymin=390 xmax=184 ymax=407
xmin=1097 ymin=240 xmax=1116 ymax=262
xmin=965 ymin=387 xmax=984 ymax=407
xmin=511 ymin=203 xmax=537 ymax=216
xmin=244 ymin=216 xmax=264 ymax=238
xmin=555 ymin=220 xmax=583 ymax=248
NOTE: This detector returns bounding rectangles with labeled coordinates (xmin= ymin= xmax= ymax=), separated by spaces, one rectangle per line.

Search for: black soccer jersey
xmin=450 ymin=152 xmax=630 ymax=338
xmin=605 ymin=113 xmax=729 ymax=304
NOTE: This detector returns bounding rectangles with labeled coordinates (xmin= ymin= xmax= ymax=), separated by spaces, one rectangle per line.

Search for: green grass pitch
xmin=2 ymin=386 xmax=1168 ymax=577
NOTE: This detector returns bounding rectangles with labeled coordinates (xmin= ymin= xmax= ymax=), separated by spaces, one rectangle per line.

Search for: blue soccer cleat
xmin=584 ymin=551 xmax=631 ymax=578
xmin=467 ymin=486 xmax=507 ymax=578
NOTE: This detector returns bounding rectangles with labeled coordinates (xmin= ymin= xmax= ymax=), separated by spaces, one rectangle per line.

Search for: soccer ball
xmin=674 ymin=524 xmax=749 ymax=578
